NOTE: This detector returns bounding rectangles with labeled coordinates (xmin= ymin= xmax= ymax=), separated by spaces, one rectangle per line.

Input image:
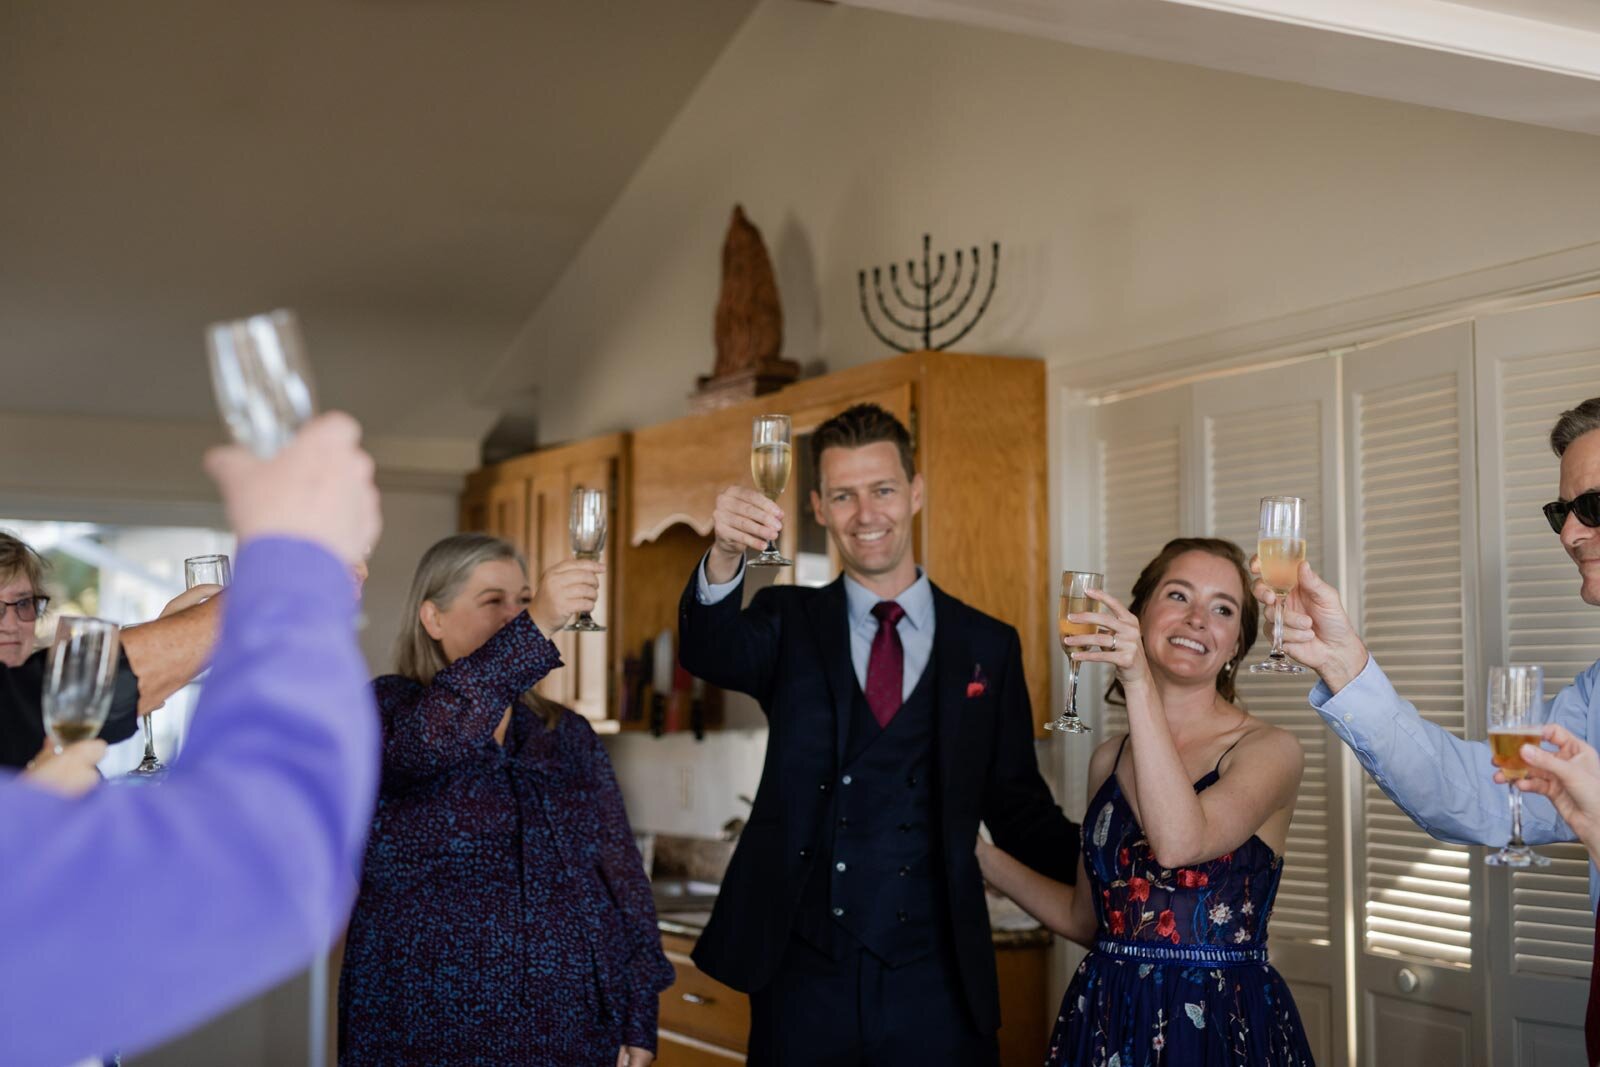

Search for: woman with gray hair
xmin=338 ymin=533 xmax=671 ymax=1067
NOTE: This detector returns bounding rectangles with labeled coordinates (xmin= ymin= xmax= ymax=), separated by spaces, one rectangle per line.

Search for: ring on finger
xmin=1108 ymin=632 xmax=1118 ymax=652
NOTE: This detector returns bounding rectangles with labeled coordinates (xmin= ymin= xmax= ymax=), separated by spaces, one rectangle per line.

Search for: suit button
xmin=842 ymin=774 xmax=853 ymax=786
xmin=906 ymin=774 xmax=918 ymax=787
xmin=799 ymin=848 xmax=812 ymax=860
xmin=897 ymin=822 xmax=911 ymax=832
xmin=835 ymin=861 xmax=847 ymax=872
xmin=899 ymin=866 xmax=910 ymax=877
xmin=897 ymin=910 xmax=908 ymax=923
xmin=833 ymin=907 xmax=845 ymax=917
xmin=838 ymin=817 xmax=850 ymax=828
xmin=819 ymin=782 xmax=831 ymax=794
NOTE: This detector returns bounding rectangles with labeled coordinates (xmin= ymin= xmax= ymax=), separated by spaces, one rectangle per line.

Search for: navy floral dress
xmin=1048 ymin=736 xmax=1315 ymax=1066
xmin=339 ymin=614 xmax=673 ymax=1065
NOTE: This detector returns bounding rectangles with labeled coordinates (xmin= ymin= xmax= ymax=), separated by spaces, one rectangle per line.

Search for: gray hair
xmin=0 ymin=531 xmax=48 ymax=595
xmin=1551 ymin=397 xmax=1600 ymax=457
xmin=395 ymin=533 xmax=526 ymax=685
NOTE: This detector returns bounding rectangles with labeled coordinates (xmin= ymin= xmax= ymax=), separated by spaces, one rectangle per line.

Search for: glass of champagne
xmin=1487 ymin=664 xmax=1549 ymax=868
xmin=1046 ymin=570 xmax=1104 ymax=734
xmin=1250 ymin=495 xmax=1308 ymax=675
xmin=748 ymin=414 xmax=792 ymax=567
xmin=205 ymin=308 xmax=317 ymax=458
xmin=563 ymin=487 xmax=607 ymax=632
xmin=41 ymin=617 xmax=122 ymax=755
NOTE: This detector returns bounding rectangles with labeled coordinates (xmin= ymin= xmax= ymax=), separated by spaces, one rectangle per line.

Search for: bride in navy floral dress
xmin=979 ymin=538 xmax=1315 ymax=1065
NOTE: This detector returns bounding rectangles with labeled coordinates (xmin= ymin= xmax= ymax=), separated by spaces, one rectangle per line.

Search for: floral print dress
xmin=1046 ymin=736 xmax=1315 ymax=1066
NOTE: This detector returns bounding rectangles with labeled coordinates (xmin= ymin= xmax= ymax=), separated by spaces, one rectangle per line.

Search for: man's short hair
xmin=0 ymin=532 xmax=48 ymax=595
xmin=810 ymin=403 xmax=916 ymax=482
xmin=1551 ymin=397 xmax=1600 ymax=457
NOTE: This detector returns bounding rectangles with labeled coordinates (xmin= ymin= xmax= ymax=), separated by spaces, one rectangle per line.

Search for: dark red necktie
xmin=865 ymin=600 xmax=906 ymax=728
xmin=1587 ymin=901 xmax=1600 ymax=1066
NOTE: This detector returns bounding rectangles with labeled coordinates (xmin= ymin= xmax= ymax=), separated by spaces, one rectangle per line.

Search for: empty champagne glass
xmin=42 ymin=617 xmax=122 ymax=755
xmin=564 ymin=487 xmax=606 ymax=633
xmin=748 ymin=415 xmax=792 ymax=567
xmin=1486 ymin=664 xmax=1549 ymax=868
xmin=1250 ymin=495 xmax=1308 ymax=675
xmin=205 ymin=309 xmax=316 ymax=458
xmin=129 ymin=554 xmax=233 ymax=777
xmin=1046 ymin=570 xmax=1104 ymax=734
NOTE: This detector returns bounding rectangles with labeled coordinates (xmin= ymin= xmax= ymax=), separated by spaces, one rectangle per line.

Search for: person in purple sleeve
xmin=0 ymin=412 xmax=383 ymax=1067
xmin=338 ymin=533 xmax=672 ymax=1067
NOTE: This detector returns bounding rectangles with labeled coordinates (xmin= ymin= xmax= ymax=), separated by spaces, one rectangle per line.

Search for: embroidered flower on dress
xmin=1234 ymin=928 xmax=1251 ymax=943
xmin=1209 ymin=902 xmax=1233 ymax=925
xmin=1128 ymin=876 xmax=1151 ymax=903
xmin=1241 ymin=901 xmax=1254 ymax=915
xmin=1178 ymin=869 xmax=1209 ymax=888
xmin=1119 ymin=847 xmax=1131 ymax=868
xmin=1093 ymin=803 xmax=1114 ymax=847
xmin=1153 ymin=1034 xmax=1166 ymax=1051
xmin=1108 ymin=910 xmax=1126 ymax=936
xmin=1185 ymin=1003 xmax=1207 ymax=1029
xmin=1155 ymin=909 xmax=1178 ymax=942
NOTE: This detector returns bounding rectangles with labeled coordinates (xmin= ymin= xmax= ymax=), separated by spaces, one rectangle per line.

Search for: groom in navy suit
xmin=679 ymin=403 xmax=1080 ymax=1066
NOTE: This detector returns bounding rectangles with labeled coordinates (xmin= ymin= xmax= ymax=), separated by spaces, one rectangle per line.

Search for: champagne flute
xmin=748 ymin=415 xmax=792 ymax=567
xmin=563 ymin=487 xmax=607 ymax=633
xmin=1486 ymin=664 xmax=1549 ymax=868
xmin=130 ymin=555 xmax=233 ymax=776
xmin=1250 ymin=495 xmax=1308 ymax=675
xmin=205 ymin=308 xmax=317 ymax=458
xmin=1046 ymin=570 xmax=1104 ymax=734
xmin=42 ymin=617 xmax=122 ymax=756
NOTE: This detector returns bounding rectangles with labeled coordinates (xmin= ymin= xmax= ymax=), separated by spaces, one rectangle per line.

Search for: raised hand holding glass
xmin=1250 ymin=495 xmax=1307 ymax=675
xmin=1046 ymin=570 xmax=1104 ymax=735
xmin=563 ymin=487 xmax=607 ymax=633
xmin=748 ymin=415 xmax=792 ymax=567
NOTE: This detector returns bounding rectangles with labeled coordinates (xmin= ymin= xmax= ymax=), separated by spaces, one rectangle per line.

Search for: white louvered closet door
xmin=1091 ymin=386 xmax=1191 ymax=738
xmin=1343 ymin=322 xmax=1485 ymax=1066
xmin=1193 ymin=362 xmax=1344 ymax=1067
xmin=1476 ymin=297 xmax=1600 ymax=1067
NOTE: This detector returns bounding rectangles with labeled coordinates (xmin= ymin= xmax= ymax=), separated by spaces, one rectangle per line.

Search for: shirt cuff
xmin=695 ymin=551 xmax=744 ymax=605
xmin=1309 ymin=654 xmax=1384 ymax=711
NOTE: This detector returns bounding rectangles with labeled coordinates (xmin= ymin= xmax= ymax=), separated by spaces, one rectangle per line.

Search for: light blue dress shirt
xmin=1312 ymin=653 xmax=1600 ymax=908
xmin=696 ymin=554 xmax=936 ymax=700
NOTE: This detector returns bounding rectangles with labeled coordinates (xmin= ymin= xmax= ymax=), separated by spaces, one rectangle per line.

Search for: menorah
xmin=857 ymin=234 xmax=1000 ymax=352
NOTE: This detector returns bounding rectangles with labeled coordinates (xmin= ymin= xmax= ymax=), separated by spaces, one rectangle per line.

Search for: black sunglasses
xmin=1544 ymin=490 xmax=1600 ymax=534
xmin=0 ymin=595 xmax=49 ymax=623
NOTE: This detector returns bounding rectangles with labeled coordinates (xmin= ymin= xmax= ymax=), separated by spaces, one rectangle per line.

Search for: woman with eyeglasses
xmin=0 ymin=532 xmax=220 ymax=772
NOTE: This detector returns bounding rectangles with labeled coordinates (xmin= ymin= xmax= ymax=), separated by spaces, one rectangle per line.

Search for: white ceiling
xmin=0 ymin=0 xmax=756 ymax=439
xmin=1445 ymin=0 xmax=1600 ymax=32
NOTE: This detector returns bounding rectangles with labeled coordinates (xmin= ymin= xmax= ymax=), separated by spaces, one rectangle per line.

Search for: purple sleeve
xmin=378 ymin=613 xmax=562 ymax=790
xmin=0 ymin=537 xmax=378 ymax=1066
xmin=584 ymin=727 xmax=673 ymax=1049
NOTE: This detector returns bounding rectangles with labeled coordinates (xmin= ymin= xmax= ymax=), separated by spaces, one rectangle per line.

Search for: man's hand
xmin=1506 ymin=723 xmax=1600 ymax=859
xmin=530 ymin=558 xmax=604 ymax=635
xmin=707 ymin=486 xmax=781 ymax=584
xmin=1250 ymin=558 xmax=1368 ymax=693
xmin=204 ymin=412 xmax=381 ymax=565
xmin=23 ymin=740 xmax=108 ymax=798
xmin=617 ymin=1047 xmax=655 ymax=1067
xmin=159 ymin=584 xmax=224 ymax=617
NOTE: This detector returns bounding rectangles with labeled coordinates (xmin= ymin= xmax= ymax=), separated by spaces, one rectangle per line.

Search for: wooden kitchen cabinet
xmin=460 ymin=434 xmax=625 ymax=728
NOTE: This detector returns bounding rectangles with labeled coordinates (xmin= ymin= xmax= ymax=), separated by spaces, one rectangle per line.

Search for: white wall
xmin=496 ymin=0 xmax=1600 ymax=840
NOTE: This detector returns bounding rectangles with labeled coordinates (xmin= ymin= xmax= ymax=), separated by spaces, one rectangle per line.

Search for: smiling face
xmin=1557 ymin=428 xmax=1600 ymax=607
xmin=1137 ymin=550 xmax=1248 ymax=690
xmin=419 ymin=557 xmax=531 ymax=665
xmin=0 ymin=570 xmax=39 ymax=668
xmin=811 ymin=441 xmax=925 ymax=590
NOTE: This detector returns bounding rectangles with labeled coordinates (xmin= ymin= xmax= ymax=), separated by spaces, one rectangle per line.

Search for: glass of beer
xmin=1046 ymin=570 xmax=1104 ymax=734
xmin=1250 ymin=495 xmax=1308 ymax=675
xmin=748 ymin=415 xmax=792 ymax=568
xmin=563 ymin=487 xmax=607 ymax=632
xmin=41 ymin=617 xmax=122 ymax=755
xmin=1487 ymin=664 xmax=1549 ymax=868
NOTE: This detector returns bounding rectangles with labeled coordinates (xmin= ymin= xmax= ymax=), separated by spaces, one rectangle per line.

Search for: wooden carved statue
xmin=694 ymin=205 xmax=799 ymax=412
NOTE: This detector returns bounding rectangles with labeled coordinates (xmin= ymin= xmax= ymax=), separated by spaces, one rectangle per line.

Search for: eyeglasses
xmin=1544 ymin=490 xmax=1600 ymax=535
xmin=0 ymin=596 xmax=49 ymax=623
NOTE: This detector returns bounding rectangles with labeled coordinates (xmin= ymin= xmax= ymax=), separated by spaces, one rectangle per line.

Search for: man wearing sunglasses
xmin=0 ymin=532 xmax=221 ymax=771
xmin=1250 ymin=397 xmax=1600 ymax=901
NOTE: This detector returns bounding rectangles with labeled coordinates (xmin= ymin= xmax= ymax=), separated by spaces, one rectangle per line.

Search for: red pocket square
xmin=967 ymin=664 xmax=988 ymax=698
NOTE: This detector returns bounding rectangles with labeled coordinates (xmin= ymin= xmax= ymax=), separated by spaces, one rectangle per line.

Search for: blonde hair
xmin=394 ymin=533 xmax=562 ymax=729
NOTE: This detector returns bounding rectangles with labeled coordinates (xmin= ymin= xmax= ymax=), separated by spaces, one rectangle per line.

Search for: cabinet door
xmin=485 ymin=479 xmax=529 ymax=556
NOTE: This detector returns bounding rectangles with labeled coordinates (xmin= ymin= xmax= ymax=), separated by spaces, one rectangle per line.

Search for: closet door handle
xmin=681 ymin=992 xmax=713 ymax=1006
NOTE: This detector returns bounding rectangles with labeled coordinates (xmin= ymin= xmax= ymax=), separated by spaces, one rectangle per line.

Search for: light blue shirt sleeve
xmin=695 ymin=552 xmax=746 ymax=606
xmin=1314 ymin=654 xmax=1600 ymax=906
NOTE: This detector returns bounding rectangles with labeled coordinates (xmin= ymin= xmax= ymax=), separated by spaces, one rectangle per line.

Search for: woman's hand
xmin=530 ymin=558 xmax=605 ymax=635
xmin=1505 ymin=723 xmax=1600 ymax=859
xmin=1065 ymin=588 xmax=1150 ymax=691
xmin=23 ymin=739 xmax=108 ymax=798
xmin=617 ymin=1047 xmax=654 ymax=1067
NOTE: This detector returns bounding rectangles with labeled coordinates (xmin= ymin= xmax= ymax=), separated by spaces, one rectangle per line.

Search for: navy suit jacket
xmin=678 ymin=570 xmax=1080 ymax=1033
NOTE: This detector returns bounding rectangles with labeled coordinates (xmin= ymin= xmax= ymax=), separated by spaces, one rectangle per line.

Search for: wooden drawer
xmin=659 ymin=939 xmax=749 ymax=1051
xmin=656 ymin=1029 xmax=746 ymax=1066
